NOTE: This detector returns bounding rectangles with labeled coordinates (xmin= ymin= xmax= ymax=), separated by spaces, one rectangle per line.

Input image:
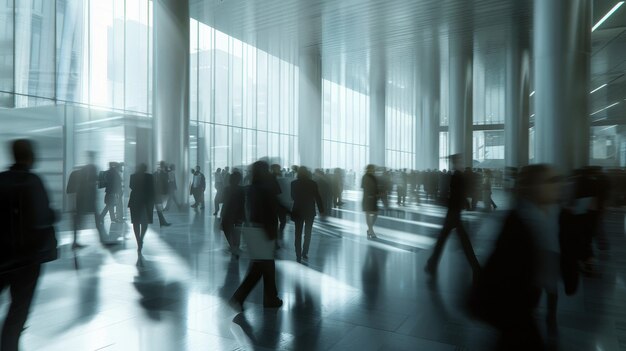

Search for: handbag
xmin=241 ymin=225 xmax=275 ymax=260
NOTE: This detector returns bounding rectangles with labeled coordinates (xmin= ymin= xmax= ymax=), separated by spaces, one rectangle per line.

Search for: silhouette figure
xmin=0 ymin=139 xmax=57 ymax=351
xmin=469 ymin=164 xmax=579 ymax=350
xmin=99 ymin=162 xmax=123 ymax=223
xmin=221 ymin=171 xmax=245 ymax=256
xmin=362 ymin=164 xmax=379 ymax=239
xmin=128 ymin=163 xmax=155 ymax=255
xmin=229 ymin=161 xmax=282 ymax=312
xmin=291 ymin=167 xmax=324 ymax=262
xmin=68 ymin=151 xmax=100 ymax=249
xmin=154 ymin=161 xmax=171 ymax=227
xmin=164 ymin=163 xmax=181 ymax=211
xmin=213 ymin=168 xmax=223 ymax=215
xmin=191 ymin=166 xmax=206 ymax=210
xmin=425 ymin=154 xmax=481 ymax=281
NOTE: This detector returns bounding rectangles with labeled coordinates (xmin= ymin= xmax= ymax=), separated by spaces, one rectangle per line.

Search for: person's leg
xmin=294 ymin=219 xmax=304 ymax=260
xmin=455 ymin=219 xmax=481 ymax=275
xmin=231 ymin=225 xmax=241 ymax=252
xmin=232 ymin=261 xmax=263 ymax=303
xmin=302 ymin=216 xmax=314 ymax=258
xmin=365 ymin=212 xmax=374 ymax=235
xmin=260 ymin=260 xmax=281 ymax=306
xmin=547 ymin=292 xmax=558 ymax=335
xmin=1 ymin=264 xmax=41 ymax=351
xmin=213 ymin=192 xmax=220 ymax=214
xmin=191 ymin=190 xmax=199 ymax=207
xmin=133 ymin=223 xmax=142 ymax=251
xmin=425 ymin=210 xmax=456 ymax=273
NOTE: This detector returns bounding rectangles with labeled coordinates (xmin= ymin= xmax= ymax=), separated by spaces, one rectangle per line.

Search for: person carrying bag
xmin=229 ymin=161 xmax=283 ymax=312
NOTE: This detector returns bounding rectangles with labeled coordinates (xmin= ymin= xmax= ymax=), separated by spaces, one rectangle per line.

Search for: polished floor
xmin=2 ymin=190 xmax=625 ymax=350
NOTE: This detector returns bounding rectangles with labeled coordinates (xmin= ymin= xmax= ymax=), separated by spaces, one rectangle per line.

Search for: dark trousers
xmin=497 ymin=316 xmax=544 ymax=351
xmin=294 ymin=216 xmax=314 ymax=258
xmin=232 ymin=260 xmax=278 ymax=304
xmin=191 ymin=188 xmax=204 ymax=208
xmin=428 ymin=209 xmax=480 ymax=273
xmin=222 ymin=222 xmax=241 ymax=250
xmin=277 ymin=207 xmax=287 ymax=234
xmin=0 ymin=264 xmax=41 ymax=351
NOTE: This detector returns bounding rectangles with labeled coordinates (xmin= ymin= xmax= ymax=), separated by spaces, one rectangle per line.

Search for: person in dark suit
xmin=425 ymin=154 xmax=481 ymax=281
xmin=469 ymin=164 xmax=578 ymax=350
xmin=70 ymin=151 xmax=99 ymax=249
xmin=221 ymin=171 xmax=245 ymax=256
xmin=229 ymin=161 xmax=282 ymax=312
xmin=0 ymin=139 xmax=57 ymax=351
xmin=153 ymin=161 xmax=171 ymax=227
xmin=190 ymin=166 xmax=206 ymax=210
xmin=362 ymin=164 xmax=379 ymax=239
xmin=291 ymin=167 xmax=324 ymax=262
xmin=98 ymin=162 xmax=123 ymax=223
xmin=128 ymin=163 xmax=155 ymax=255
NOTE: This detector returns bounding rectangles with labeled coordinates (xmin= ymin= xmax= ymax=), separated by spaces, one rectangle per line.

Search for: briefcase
xmin=241 ymin=226 xmax=275 ymax=260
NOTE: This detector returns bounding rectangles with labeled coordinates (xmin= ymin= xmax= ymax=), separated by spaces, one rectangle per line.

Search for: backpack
xmin=98 ymin=170 xmax=108 ymax=189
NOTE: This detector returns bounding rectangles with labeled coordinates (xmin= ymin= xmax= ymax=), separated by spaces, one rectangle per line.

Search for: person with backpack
xmin=0 ymin=139 xmax=58 ymax=351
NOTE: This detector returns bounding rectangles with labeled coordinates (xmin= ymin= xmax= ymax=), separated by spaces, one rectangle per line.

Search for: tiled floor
xmin=2 ymin=190 xmax=625 ymax=350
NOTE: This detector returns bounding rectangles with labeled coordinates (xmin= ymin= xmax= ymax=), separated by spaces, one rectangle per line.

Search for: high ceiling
xmin=190 ymin=0 xmax=626 ymax=123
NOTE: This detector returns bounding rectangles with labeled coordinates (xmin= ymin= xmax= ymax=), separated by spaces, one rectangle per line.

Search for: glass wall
xmin=322 ymin=79 xmax=370 ymax=173
xmin=190 ymin=19 xmax=299 ymax=173
xmin=473 ymin=130 xmax=504 ymax=167
xmin=0 ymin=0 xmax=152 ymax=113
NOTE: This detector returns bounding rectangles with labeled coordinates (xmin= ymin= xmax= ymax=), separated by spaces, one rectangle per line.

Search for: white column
xmin=418 ymin=40 xmax=441 ymax=170
xmin=505 ymin=20 xmax=531 ymax=169
xmin=448 ymin=34 xmax=473 ymax=167
xmin=297 ymin=50 xmax=322 ymax=168
xmin=369 ymin=67 xmax=386 ymax=166
xmin=153 ymin=0 xmax=190 ymax=201
xmin=534 ymin=0 xmax=591 ymax=172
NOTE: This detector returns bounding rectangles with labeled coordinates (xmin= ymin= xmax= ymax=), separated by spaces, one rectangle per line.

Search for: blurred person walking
xmin=221 ymin=171 xmax=245 ymax=257
xmin=154 ymin=161 xmax=172 ymax=227
xmin=469 ymin=164 xmax=579 ymax=350
xmin=425 ymin=154 xmax=481 ymax=281
xmin=128 ymin=163 xmax=155 ymax=255
xmin=291 ymin=167 xmax=324 ymax=262
xmin=164 ymin=163 xmax=182 ymax=211
xmin=0 ymin=139 xmax=58 ymax=351
xmin=98 ymin=162 xmax=123 ymax=223
xmin=362 ymin=164 xmax=380 ymax=239
xmin=190 ymin=166 xmax=206 ymax=210
xmin=67 ymin=151 xmax=100 ymax=249
xmin=229 ymin=161 xmax=282 ymax=311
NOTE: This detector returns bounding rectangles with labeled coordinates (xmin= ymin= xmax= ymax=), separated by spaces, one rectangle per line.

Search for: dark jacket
xmin=0 ymin=164 xmax=57 ymax=271
xmin=105 ymin=169 xmax=122 ymax=194
xmin=221 ymin=185 xmax=246 ymax=227
xmin=190 ymin=171 xmax=206 ymax=193
xmin=469 ymin=209 xmax=579 ymax=327
xmin=247 ymin=177 xmax=280 ymax=240
xmin=448 ymin=170 xmax=467 ymax=210
xmin=128 ymin=173 xmax=155 ymax=214
xmin=76 ymin=164 xmax=98 ymax=213
xmin=291 ymin=178 xmax=324 ymax=220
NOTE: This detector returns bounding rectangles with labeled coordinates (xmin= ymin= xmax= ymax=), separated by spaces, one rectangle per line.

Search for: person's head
xmin=136 ymin=163 xmax=148 ymax=174
xmin=169 ymin=164 xmax=176 ymax=171
xmin=297 ymin=166 xmax=311 ymax=180
xmin=224 ymin=166 xmax=230 ymax=172
xmin=159 ymin=160 xmax=167 ymax=170
xmin=516 ymin=164 xmax=562 ymax=205
xmin=195 ymin=165 xmax=201 ymax=172
xmin=271 ymin=164 xmax=282 ymax=176
xmin=448 ymin=154 xmax=462 ymax=171
xmin=86 ymin=151 xmax=96 ymax=164
xmin=11 ymin=139 xmax=35 ymax=169
xmin=251 ymin=160 xmax=270 ymax=184
xmin=229 ymin=171 xmax=242 ymax=186
xmin=109 ymin=162 xmax=118 ymax=170
xmin=216 ymin=168 xmax=221 ymax=173
xmin=365 ymin=164 xmax=376 ymax=174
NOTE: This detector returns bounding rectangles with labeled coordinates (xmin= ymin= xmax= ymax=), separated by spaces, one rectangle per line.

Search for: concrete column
xmin=298 ymin=50 xmax=322 ymax=168
xmin=417 ymin=40 xmax=441 ymax=170
xmin=369 ymin=67 xmax=386 ymax=166
xmin=534 ymin=0 xmax=591 ymax=172
xmin=505 ymin=20 xmax=531 ymax=169
xmin=153 ymin=0 xmax=189 ymax=202
xmin=448 ymin=34 xmax=473 ymax=167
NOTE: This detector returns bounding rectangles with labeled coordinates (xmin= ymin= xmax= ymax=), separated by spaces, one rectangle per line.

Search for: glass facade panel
xmin=322 ymin=79 xmax=369 ymax=173
xmin=190 ymin=22 xmax=299 ymax=175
